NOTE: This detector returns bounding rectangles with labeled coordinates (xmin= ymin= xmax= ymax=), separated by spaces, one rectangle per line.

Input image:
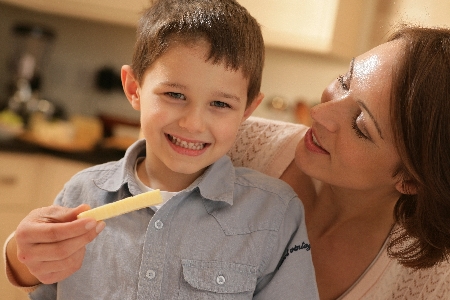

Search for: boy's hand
xmin=7 ymin=204 xmax=105 ymax=285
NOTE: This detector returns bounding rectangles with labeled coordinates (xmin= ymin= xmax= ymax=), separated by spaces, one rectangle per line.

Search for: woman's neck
xmin=281 ymin=160 xmax=399 ymax=299
xmin=281 ymin=160 xmax=398 ymax=232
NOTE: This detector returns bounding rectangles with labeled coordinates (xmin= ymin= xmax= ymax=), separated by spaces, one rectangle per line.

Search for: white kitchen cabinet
xmin=239 ymin=0 xmax=378 ymax=57
xmin=0 ymin=153 xmax=41 ymax=209
xmin=0 ymin=152 xmax=91 ymax=299
xmin=3 ymin=0 xmax=450 ymax=57
xmin=0 ymin=152 xmax=91 ymax=210
xmin=1 ymin=0 xmax=379 ymax=58
xmin=0 ymin=0 xmax=149 ymax=27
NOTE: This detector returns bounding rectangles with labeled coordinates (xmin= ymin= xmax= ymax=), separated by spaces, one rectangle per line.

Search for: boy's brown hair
xmin=132 ymin=0 xmax=264 ymax=105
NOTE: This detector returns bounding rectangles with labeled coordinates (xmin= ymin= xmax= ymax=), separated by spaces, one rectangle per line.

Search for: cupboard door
xmin=38 ymin=156 xmax=91 ymax=207
xmin=0 ymin=152 xmax=41 ymax=209
xmin=0 ymin=0 xmax=149 ymax=27
xmin=0 ymin=212 xmax=35 ymax=300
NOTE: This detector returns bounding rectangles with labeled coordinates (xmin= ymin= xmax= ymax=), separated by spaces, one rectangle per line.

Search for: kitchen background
xmin=1 ymin=1 xmax=450 ymax=299
xmin=1 ymin=0 xmax=448 ymax=126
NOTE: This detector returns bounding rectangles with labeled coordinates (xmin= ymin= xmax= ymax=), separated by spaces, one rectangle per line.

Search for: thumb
xmin=37 ymin=204 xmax=92 ymax=224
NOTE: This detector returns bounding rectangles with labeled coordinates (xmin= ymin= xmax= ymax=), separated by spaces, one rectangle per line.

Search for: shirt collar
xmin=93 ymin=139 xmax=146 ymax=195
xmin=94 ymin=139 xmax=236 ymax=205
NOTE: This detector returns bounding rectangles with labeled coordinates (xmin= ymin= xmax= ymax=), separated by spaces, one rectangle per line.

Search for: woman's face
xmin=295 ymin=40 xmax=405 ymax=194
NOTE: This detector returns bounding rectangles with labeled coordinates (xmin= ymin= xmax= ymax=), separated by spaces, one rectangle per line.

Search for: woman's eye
xmin=166 ymin=92 xmax=186 ymax=100
xmin=352 ymin=114 xmax=368 ymax=139
xmin=211 ymin=101 xmax=231 ymax=108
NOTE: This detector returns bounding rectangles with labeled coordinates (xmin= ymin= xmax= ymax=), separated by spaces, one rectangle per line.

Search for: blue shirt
xmin=30 ymin=140 xmax=318 ymax=299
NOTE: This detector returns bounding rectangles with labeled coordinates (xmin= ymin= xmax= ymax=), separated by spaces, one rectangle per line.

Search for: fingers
xmin=15 ymin=205 xmax=101 ymax=244
xmin=13 ymin=205 xmax=106 ymax=284
xmin=17 ymin=221 xmax=104 ymax=264
xmin=38 ymin=204 xmax=91 ymax=223
xmin=27 ymin=247 xmax=87 ymax=284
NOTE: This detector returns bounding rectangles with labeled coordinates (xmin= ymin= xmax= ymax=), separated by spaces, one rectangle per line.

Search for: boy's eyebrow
xmin=214 ymin=91 xmax=242 ymax=102
xmin=162 ymin=82 xmax=242 ymax=102
xmin=162 ymin=82 xmax=186 ymax=89
xmin=356 ymin=100 xmax=383 ymax=139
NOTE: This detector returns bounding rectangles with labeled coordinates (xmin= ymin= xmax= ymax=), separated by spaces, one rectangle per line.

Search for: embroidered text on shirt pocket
xmin=179 ymin=259 xmax=257 ymax=299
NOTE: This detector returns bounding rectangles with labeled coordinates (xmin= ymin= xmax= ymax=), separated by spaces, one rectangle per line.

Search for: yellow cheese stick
xmin=77 ymin=190 xmax=163 ymax=221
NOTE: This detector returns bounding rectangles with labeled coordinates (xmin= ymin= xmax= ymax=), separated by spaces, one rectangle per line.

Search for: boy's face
xmin=123 ymin=40 xmax=260 ymax=187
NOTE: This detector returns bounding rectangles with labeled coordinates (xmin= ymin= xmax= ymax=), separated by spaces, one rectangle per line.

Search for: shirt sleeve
xmin=2 ymin=189 xmax=67 ymax=293
xmin=228 ymin=116 xmax=307 ymax=178
xmin=3 ymin=232 xmax=40 ymax=293
xmin=253 ymin=196 xmax=319 ymax=300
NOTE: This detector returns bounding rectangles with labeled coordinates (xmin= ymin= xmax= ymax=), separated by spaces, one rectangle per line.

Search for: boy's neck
xmin=136 ymin=157 xmax=206 ymax=192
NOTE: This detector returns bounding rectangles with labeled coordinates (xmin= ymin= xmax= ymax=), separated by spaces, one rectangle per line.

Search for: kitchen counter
xmin=0 ymin=138 xmax=126 ymax=165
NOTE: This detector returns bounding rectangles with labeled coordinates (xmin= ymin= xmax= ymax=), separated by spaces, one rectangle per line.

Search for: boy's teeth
xmin=169 ymin=135 xmax=205 ymax=150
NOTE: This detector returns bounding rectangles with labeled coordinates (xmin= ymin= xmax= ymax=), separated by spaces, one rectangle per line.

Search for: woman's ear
xmin=242 ymin=93 xmax=264 ymax=121
xmin=395 ymin=177 xmax=418 ymax=195
xmin=121 ymin=65 xmax=141 ymax=110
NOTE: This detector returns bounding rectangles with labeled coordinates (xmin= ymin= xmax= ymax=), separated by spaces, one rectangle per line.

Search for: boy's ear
xmin=121 ymin=65 xmax=141 ymax=110
xmin=242 ymin=93 xmax=264 ymax=121
xmin=395 ymin=177 xmax=418 ymax=195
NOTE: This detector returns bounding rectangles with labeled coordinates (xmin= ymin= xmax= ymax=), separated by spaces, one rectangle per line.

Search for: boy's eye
xmin=211 ymin=101 xmax=231 ymax=108
xmin=166 ymin=92 xmax=186 ymax=100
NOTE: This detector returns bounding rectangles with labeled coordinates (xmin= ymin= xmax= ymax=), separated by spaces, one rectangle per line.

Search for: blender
xmin=6 ymin=23 xmax=57 ymax=124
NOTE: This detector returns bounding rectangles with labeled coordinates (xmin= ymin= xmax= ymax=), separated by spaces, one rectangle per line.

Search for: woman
xmin=229 ymin=25 xmax=450 ymax=299
xmin=5 ymin=25 xmax=450 ymax=299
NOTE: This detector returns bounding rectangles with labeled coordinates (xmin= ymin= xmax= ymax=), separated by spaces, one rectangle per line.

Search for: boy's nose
xmin=178 ymin=107 xmax=206 ymax=133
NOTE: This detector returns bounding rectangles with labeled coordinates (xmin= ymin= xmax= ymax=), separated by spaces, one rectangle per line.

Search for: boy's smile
xmin=166 ymin=133 xmax=209 ymax=154
xmin=122 ymin=39 xmax=260 ymax=191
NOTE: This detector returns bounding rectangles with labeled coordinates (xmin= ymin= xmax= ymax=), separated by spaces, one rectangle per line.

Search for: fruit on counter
xmin=0 ymin=109 xmax=24 ymax=128
xmin=26 ymin=113 xmax=103 ymax=151
xmin=0 ymin=109 xmax=25 ymax=140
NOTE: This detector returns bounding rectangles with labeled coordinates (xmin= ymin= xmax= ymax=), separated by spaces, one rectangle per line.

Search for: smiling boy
xmin=5 ymin=0 xmax=318 ymax=299
xmin=123 ymin=38 xmax=256 ymax=192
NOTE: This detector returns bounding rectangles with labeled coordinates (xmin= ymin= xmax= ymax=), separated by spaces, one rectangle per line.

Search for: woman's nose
xmin=178 ymin=107 xmax=206 ymax=133
xmin=310 ymin=103 xmax=339 ymax=133
xmin=310 ymin=87 xmax=341 ymax=132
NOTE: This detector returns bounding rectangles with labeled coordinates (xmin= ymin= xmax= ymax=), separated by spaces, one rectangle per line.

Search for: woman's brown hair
xmin=388 ymin=25 xmax=450 ymax=269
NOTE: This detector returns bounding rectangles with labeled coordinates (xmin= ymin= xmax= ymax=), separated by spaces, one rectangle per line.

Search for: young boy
xmin=5 ymin=0 xmax=318 ymax=298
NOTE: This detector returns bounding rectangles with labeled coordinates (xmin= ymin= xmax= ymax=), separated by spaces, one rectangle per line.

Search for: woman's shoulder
xmin=351 ymin=250 xmax=450 ymax=299
xmin=228 ymin=116 xmax=308 ymax=178
xmin=388 ymin=258 xmax=450 ymax=299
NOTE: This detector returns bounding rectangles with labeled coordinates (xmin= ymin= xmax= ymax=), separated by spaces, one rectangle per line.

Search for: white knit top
xmin=228 ymin=116 xmax=450 ymax=299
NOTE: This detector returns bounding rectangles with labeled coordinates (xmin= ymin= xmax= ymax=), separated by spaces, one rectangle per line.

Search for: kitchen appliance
xmin=6 ymin=23 xmax=59 ymax=123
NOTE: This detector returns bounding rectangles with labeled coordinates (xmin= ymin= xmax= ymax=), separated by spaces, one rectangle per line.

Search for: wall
xmin=0 ymin=3 xmax=139 ymax=121
xmin=1 ymin=1 xmax=450 ymax=123
xmin=0 ymin=2 xmax=353 ymax=123
xmin=372 ymin=0 xmax=450 ymax=48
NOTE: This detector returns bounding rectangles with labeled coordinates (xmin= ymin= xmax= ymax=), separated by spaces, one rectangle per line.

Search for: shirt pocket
xmin=178 ymin=259 xmax=257 ymax=299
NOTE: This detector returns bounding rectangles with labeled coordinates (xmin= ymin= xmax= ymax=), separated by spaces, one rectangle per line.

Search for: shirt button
xmin=154 ymin=220 xmax=163 ymax=230
xmin=146 ymin=269 xmax=156 ymax=280
xmin=216 ymin=275 xmax=226 ymax=285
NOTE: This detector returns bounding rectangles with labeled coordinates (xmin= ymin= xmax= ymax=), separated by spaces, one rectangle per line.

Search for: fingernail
xmin=85 ymin=220 xmax=97 ymax=231
xmin=96 ymin=221 xmax=106 ymax=233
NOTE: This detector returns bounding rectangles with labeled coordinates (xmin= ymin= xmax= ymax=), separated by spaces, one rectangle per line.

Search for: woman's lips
xmin=304 ymin=128 xmax=329 ymax=154
xmin=166 ymin=134 xmax=209 ymax=156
